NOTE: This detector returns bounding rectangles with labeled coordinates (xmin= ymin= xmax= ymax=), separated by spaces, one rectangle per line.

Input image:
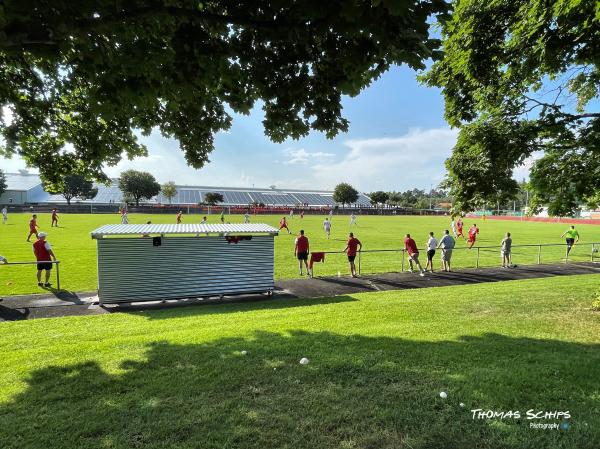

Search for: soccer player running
xmin=437 ymin=230 xmax=456 ymax=272
xmin=343 ymin=232 xmax=362 ymax=278
xmin=456 ymin=218 xmax=465 ymax=239
xmin=51 ymin=208 xmax=59 ymax=227
xmin=425 ymin=231 xmax=438 ymax=272
xmin=2 ymin=206 xmax=8 ymax=224
xmin=294 ymin=230 xmax=310 ymax=276
xmin=279 ymin=216 xmax=291 ymax=234
xmin=27 ymin=214 xmax=39 ymax=242
xmin=501 ymin=232 xmax=512 ymax=268
xmin=220 ymin=211 xmax=225 ymax=223
xmin=451 ymin=219 xmax=457 ymax=237
xmin=404 ymin=233 xmax=425 ymax=276
xmin=200 ymin=216 xmax=207 ymax=224
xmin=467 ymin=223 xmax=479 ymax=249
xmin=244 ymin=212 xmax=250 ymax=223
xmin=350 ymin=213 xmax=357 ymax=226
xmin=176 ymin=211 xmax=183 ymax=224
xmin=561 ymin=225 xmax=580 ymax=258
xmin=33 ymin=232 xmax=56 ymax=287
xmin=323 ymin=217 xmax=332 ymax=239
xmin=121 ymin=211 xmax=129 ymax=224
xmin=300 ymin=210 xmax=305 ymax=219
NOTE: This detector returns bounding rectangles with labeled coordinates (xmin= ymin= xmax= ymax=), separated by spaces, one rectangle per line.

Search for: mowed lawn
xmin=1 ymin=212 xmax=600 ymax=296
xmin=0 ymin=274 xmax=598 ymax=448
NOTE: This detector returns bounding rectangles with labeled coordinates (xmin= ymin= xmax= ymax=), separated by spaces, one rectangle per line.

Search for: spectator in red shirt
xmin=27 ymin=214 xmax=39 ymax=242
xmin=33 ymin=232 xmax=56 ymax=287
xmin=404 ymin=233 xmax=425 ymax=276
xmin=294 ymin=230 xmax=310 ymax=276
xmin=343 ymin=232 xmax=362 ymax=278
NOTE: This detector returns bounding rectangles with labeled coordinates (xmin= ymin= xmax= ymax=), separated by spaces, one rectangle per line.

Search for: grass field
xmin=1 ymin=212 xmax=600 ymax=296
xmin=0 ymin=274 xmax=598 ymax=448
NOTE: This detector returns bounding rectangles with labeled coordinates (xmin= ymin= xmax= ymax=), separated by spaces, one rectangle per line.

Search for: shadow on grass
xmin=0 ymin=332 xmax=598 ymax=449
xmin=122 ymin=295 xmax=359 ymax=320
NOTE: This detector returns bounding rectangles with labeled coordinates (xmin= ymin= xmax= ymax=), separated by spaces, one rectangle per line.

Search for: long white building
xmin=0 ymin=173 xmax=371 ymax=207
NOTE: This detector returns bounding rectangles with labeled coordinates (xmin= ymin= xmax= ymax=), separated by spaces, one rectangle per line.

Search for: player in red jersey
xmin=27 ymin=214 xmax=39 ymax=242
xmin=343 ymin=232 xmax=362 ymax=277
xmin=294 ymin=230 xmax=310 ymax=276
xmin=456 ymin=218 xmax=465 ymax=239
xmin=51 ymin=209 xmax=59 ymax=227
xmin=279 ymin=216 xmax=291 ymax=234
xmin=467 ymin=224 xmax=479 ymax=249
xmin=300 ymin=210 xmax=305 ymax=219
xmin=176 ymin=210 xmax=183 ymax=224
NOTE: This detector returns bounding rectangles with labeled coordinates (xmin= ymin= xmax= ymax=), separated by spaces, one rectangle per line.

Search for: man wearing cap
xmin=33 ymin=232 xmax=56 ymax=287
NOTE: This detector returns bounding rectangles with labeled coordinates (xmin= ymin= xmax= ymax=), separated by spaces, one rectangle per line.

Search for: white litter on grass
xmin=459 ymin=403 xmax=465 ymax=408
xmin=439 ymin=391 xmax=448 ymax=399
xmin=299 ymin=357 xmax=310 ymax=365
xmin=240 ymin=350 xmax=248 ymax=355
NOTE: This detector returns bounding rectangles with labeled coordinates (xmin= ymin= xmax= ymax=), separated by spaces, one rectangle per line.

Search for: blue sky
xmin=1 ymin=64 xmax=531 ymax=192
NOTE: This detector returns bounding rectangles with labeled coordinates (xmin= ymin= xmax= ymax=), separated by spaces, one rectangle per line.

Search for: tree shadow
xmin=0 ymin=332 xmax=597 ymax=448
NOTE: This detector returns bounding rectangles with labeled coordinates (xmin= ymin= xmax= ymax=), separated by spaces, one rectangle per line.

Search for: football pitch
xmin=1 ymin=212 xmax=600 ymax=296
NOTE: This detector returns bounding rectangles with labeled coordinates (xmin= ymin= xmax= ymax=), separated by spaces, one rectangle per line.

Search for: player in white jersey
xmin=244 ymin=212 xmax=250 ymax=223
xmin=451 ymin=219 xmax=457 ymax=237
xmin=323 ymin=217 xmax=332 ymax=239
xmin=1 ymin=206 xmax=7 ymax=224
xmin=350 ymin=213 xmax=357 ymax=226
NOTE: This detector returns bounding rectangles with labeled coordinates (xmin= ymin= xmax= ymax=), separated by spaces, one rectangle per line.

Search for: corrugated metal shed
xmin=91 ymin=223 xmax=279 ymax=238
xmin=92 ymin=223 xmax=279 ymax=304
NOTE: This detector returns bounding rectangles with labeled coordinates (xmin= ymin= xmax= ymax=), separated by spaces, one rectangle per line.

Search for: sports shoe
xmin=44 ymin=283 xmax=51 ymax=287
xmin=37 ymin=282 xmax=43 ymax=287
xmin=419 ymin=272 xmax=425 ymax=277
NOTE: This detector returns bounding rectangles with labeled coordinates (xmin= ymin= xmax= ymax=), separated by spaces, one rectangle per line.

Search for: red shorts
xmin=30 ymin=228 xmax=37 ymax=233
xmin=468 ymin=236 xmax=476 ymax=243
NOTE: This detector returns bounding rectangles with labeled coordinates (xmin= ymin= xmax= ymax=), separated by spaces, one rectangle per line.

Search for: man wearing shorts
xmin=2 ymin=206 xmax=8 ymax=224
xmin=244 ymin=212 xmax=250 ymax=224
xmin=451 ymin=219 xmax=457 ymax=237
xmin=467 ymin=224 xmax=479 ymax=249
xmin=51 ymin=208 xmax=59 ymax=227
xmin=561 ymin=225 xmax=579 ymax=257
xmin=350 ymin=213 xmax=357 ymax=226
xmin=425 ymin=231 xmax=438 ymax=272
xmin=437 ymin=230 xmax=455 ymax=272
xmin=323 ymin=217 xmax=332 ymax=239
xmin=33 ymin=232 xmax=56 ymax=287
xmin=294 ymin=230 xmax=310 ymax=276
xmin=501 ymin=232 xmax=512 ymax=268
xmin=176 ymin=211 xmax=183 ymax=224
xmin=27 ymin=214 xmax=39 ymax=242
xmin=456 ymin=218 xmax=464 ymax=239
xmin=279 ymin=216 xmax=291 ymax=234
xmin=343 ymin=232 xmax=362 ymax=278
xmin=404 ymin=233 xmax=425 ymax=276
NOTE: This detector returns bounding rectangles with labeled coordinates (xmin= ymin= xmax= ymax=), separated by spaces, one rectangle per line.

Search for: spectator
xmin=501 ymin=232 xmax=512 ymax=268
xmin=404 ymin=233 xmax=425 ymax=276
xmin=343 ymin=232 xmax=362 ymax=278
xmin=33 ymin=232 xmax=56 ymax=287
xmin=425 ymin=231 xmax=438 ymax=272
xmin=294 ymin=230 xmax=310 ymax=276
xmin=437 ymin=230 xmax=455 ymax=272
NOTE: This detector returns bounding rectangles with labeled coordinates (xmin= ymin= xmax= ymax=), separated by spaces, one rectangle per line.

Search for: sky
xmin=0 ymin=64 xmax=533 ymax=192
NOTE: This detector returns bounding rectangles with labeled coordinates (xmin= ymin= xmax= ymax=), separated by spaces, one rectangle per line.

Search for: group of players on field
xmin=0 ymin=207 xmax=583 ymax=286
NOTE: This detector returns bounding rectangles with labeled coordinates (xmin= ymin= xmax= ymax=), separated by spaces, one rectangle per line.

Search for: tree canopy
xmin=53 ymin=174 xmax=98 ymax=205
xmin=0 ymin=169 xmax=6 ymax=197
xmin=423 ymin=0 xmax=600 ymax=216
xmin=161 ymin=182 xmax=178 ymax=204
xmin=204 ymin=192 xmax=224 ymax=206
xmin=0 ymin=0 xmax=448 ymax=190
xmin=118 ymin=170 xmax=161 ymax=206
xmin=333 ymin=183 xmax=359 ymax=207
xmin=368 ymin=191 xmax=389 ymax=207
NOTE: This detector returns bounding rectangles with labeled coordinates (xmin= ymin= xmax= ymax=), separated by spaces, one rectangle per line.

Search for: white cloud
xmin=311 ymin=128 xmax=459 ymax=191
xmin=282 ymin=148 xmax=335 ymax=165
xmin=512 ymin=151 xmax=543 ymax=181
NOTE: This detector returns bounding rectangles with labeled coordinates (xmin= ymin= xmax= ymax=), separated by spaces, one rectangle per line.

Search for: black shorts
xmin=566 ymin=238 xmax=575 ymax=246
xmin=37 ymin=262 xmax=52 ymax=271
xmin=348 ymin=255 xmax=356 ymax=262
xmin=427 ymin=249 xmax=436 ymax=261
xmin=297 ymin=251 xmax=308 ymax=261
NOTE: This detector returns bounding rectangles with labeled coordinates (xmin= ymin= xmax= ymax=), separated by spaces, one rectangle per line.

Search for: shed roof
xmin=91 ymin=223 xmax=279 ymax=238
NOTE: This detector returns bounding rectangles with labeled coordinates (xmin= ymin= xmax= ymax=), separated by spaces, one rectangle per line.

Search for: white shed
xmin=90 ymin=223 xmax=279 ymax=304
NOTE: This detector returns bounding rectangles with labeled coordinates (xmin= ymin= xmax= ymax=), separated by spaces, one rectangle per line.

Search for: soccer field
xmin=1 ymin=212 xmax=599 ymax=296
xmin=0 ymin=274 xmax=598 ymax=448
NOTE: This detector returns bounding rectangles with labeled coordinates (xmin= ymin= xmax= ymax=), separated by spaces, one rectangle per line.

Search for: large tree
xmin=54 ymin=174 xmax=98 ymax=205
xmin=0 ymin=169 xmax=6 ymax=197
xmin=118 ymin=170 xmax=161 ymax=206
xmin=0 ymin=1 xmax=448 ymax=191
xmin=369 ymin=191 xmax=389 ymax=208
xmin=161 ymin=182 xmax=178 ymax=204
xmin=423 ymin=0 xmax=600 ymax=216
xmin=204 ymin=192 xmax=224 ymax=206
xmin=333 ymin=183 xmax=359 ymax=207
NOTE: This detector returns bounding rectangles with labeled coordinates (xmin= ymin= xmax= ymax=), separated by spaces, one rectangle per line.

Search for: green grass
xmin=1 ymin=212 xmax=600 ymax=296
xmin=0 ymin=274 xmax=598 ymax=448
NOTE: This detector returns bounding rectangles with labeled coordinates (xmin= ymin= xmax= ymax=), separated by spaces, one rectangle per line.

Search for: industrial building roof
xmin=91 ymin=223 xmax=280 ymax=238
